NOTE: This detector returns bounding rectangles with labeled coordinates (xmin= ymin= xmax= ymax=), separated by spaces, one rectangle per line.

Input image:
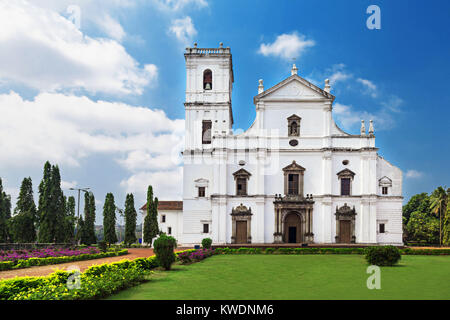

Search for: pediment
xmin=254 ymin=75 xmax=334 ymax=104
xmin=379 ymin=176 xmax=392 ymax=186
xmin=194 ymin=178 xmax=209 ymax=187
xmin=282 ymin=160 xmax=305 ymax=172
xmin=337 ymin=169 xmax=355 ymax=178
xmin=232 ymin=168 xmax=252 ymax=179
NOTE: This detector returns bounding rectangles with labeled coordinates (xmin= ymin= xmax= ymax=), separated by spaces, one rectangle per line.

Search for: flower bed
xmin=0 ymin=249 xmax=213 ymax=300
xmin=0 ymin=247 xmax=100 ymax=262
xmin=0 ymin=257 xmax=155 ymax=300
xmin=0 ymin=249 xmax=129 ymax=271
xmin=212 ymin=247 xmax=450 ymax=255
xmin=177 ymin=249 xmax=213 ymax=264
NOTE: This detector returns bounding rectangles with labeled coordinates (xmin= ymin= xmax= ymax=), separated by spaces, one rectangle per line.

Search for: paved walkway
xmin=0 ymin=248 xmax=184 ymax=280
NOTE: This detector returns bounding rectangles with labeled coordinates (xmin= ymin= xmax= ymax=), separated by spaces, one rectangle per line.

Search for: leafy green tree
xmin=124 ymin=193 xmax=137 ymax=245
xmin=103 ymin=193 xmax=117 ymax=245
xmin=9 ymin=177 xmax=37 ymax=243
xmin=403 ymin=192 xmax=430 ymax=224
xmin=430 ymin=186 xmax=448 ymax=246
xmin=0 ymin=178 xmax=12 ymax=242
xmin=143 ymin=186 xmax=159 ymax=246
xmin=406 ymin=210 xmax=439 ymax=244
xmin=444 ymin=190 xmax=450 ymax=246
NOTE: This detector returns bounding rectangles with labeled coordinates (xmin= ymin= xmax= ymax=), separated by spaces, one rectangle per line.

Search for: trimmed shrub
xmin=365 ymin=246 xmax=401 ymax=266
xmin=153 ymin=234 xmax=177 ymax=270
xmin=201 ymin=238 xmax=212 ymax=249
xmin=98 ymin=240 xmax=107 ymax=253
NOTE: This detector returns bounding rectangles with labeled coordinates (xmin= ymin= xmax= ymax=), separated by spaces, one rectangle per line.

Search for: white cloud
xmin=0 ymin=91 xmax=184 ymax=168
xmin=333 ymin=102 xmax=396 ymax=132
xmin=258 ymin=32 xmax=315 ymax=60
xmin=169 ymin=16 xmax=198 ymax=45
xmin=61 ymin=180 xmax=78 ymax=190
xmin=120 ymin=167 xmax=183 ymax=202
xmin=0 ymin=90 xmax=184 ymax=202
xmin=0 ymin=0 xmax=157 ymax=95
xmin=153 ymin=0 xmax=208 ymax=11
xmin=97 ymin=14 xmax=126 ymax=42
xmin=405 ymin=170 xmax=423 ymax=179
xmin=357 ymin=78 xmax=377 ymax=98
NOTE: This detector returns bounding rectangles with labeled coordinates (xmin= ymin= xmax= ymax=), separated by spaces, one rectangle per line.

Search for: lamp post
xmin=69 ymin=187 xmax=90 ymax=243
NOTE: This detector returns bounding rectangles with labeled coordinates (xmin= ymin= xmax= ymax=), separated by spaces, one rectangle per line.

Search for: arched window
xmin=203 ymin=69 xmax=212 ymax=90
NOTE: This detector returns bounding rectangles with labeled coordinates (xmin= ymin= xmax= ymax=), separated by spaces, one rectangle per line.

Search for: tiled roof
xmin=140 ymin=201 xmax=183 ymax=211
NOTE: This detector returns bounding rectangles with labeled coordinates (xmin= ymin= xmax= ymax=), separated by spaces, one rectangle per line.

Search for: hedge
xmin=0 ymin=249 xmax=209 ymax=300
xmin=212 ymin=247 xmax=450 ymax=255
xmin=0 ymin=249 xmax=129 ymax=271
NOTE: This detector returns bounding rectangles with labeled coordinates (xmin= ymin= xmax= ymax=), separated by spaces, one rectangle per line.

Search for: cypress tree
xmin=87 ymin=193 xmax=97 ymax=244
xmin=103 ymin=193 xmax=117 ymax=245
xmin=124 ymin=193 xmax=137 ymax=245
xmin=38 ymin=162 xmax=53 ymax=243
xmin=82 ymin=192 xmax=97 ymax=245
xmin=143 ymin=186 xmax=153 ymax=244
xmin=64 ymin=196 xmax=76 ymax=243
xmin=0 ymin=178 xmax=12 ymax=243
xmin=51 ymin=165 xmax=66 ymax=243
xmin=143 ymin=186 xmax=159 ymax=245
xmin=9 ymin=177 xmax=37 ymax=243
xmin=38 ymin=162 xmax=66 ymax=243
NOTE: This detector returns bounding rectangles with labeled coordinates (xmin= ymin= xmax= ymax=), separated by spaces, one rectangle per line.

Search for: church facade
xmin=144 ymin=44 xmax=403 ymax=246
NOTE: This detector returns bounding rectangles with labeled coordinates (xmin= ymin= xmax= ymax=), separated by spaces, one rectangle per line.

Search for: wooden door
xmin=340 ymin=220 xmax=351 ymax=243
xmin=236 ymin=221 xmax=247 ymax=244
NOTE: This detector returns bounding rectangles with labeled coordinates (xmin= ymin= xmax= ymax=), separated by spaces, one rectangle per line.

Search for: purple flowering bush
xmin=0 ymin=247 xmax=100 ymax=263
xmin=177 ymin=249 xmax=213 ymax=264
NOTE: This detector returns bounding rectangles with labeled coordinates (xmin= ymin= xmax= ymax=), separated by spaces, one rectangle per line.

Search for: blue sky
xmin=0 ymin=0 xmax=448 ymax=224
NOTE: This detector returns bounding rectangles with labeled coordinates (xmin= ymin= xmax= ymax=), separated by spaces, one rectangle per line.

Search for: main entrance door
xmin=339 ymin=220 xmax=351 ymax=243
xmin=288 ymin=227 xmax=297 ymax=243
xmin=284 ymin=212 xmax=302 ymax=243
xmin=236 ymin=221 xmax=247 ymax=244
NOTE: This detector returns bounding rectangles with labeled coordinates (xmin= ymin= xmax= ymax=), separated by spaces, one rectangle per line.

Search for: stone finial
xmin=258 ymin=79 xmax=264 ymax=94
xmin=219 ymin=42 xmax=223 ymax=48
xmin=324 ymin=79 xmax=331 ymax=93
xmin=291 ymin=64 xmax=298 ymax=75
xmin=369 ymin=120 xmax=374 ymax=136
xmin=360 ymin=120 xmax=366 ymax=136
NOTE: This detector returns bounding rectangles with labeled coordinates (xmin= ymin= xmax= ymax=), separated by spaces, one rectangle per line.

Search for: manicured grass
xmin=107 ymin=255 xmax=450 ymax=300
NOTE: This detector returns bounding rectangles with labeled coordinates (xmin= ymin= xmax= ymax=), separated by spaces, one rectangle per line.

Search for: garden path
xmin=0 ymin=248 xmax=188 ymax=279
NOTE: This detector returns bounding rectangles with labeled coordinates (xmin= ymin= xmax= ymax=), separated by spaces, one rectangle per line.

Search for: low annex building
xmin=142 ymin=43 xmax=403 ymax=246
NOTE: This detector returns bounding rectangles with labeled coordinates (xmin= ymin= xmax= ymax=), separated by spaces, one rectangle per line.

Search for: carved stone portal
xmin=231 ymin=204 xmax=252 ymax=244
xmin=335 ymin=203 xmax=357 ymax=243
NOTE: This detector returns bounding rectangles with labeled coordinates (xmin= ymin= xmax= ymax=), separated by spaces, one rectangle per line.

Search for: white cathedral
xmin=142 ymin=44 xmax=403 ymax=246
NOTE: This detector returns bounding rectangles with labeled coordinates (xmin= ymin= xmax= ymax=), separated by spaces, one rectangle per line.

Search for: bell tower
xmin=184 ymin=42 xmax=234 ymax=150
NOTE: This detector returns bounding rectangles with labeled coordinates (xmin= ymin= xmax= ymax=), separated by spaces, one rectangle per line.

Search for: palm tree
xmin=430 ymin=186 xmax=448 ymax=246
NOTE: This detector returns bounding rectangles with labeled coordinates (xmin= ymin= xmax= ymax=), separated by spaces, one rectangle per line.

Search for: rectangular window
xmin=341 ymin=178 xmax=351 ymax=196
xmin=379 ymin=223 xmax=385 ymax=233
xmin=203 ymin=224 xmax=209 ymax=233
xmin=198 ymin=187 xmax=206 ymax=197
xmin=382 ymin=186 xmax=388 ymax=195
xmin=202 ymin=120 xmax=212 ymax=144
xmin=161 ymin=215 xmax=166 ymax=223
xmin=168 ymin=227 xmax=172 ymax=235
xmin=236 ymin=178 xmax=247 ymax=196
xmin=288 ymin=174 xmax=299 ymax=195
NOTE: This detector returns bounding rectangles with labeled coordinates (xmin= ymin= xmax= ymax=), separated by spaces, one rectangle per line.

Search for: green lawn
xmin=107 ymin=255 xmax=450 ymax=300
